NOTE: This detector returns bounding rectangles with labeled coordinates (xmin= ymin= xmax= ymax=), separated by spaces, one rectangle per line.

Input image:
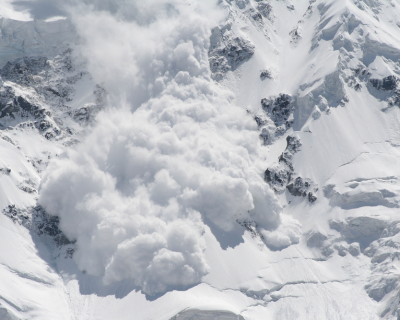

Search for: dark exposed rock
xmin=0 ymin=56 xmax=48 ymax=84
xmin=251 ymin=11 xmax=263 ymax=22
xmin=45 ymin=131 xmax=55 ymax=140
xmin=35 ymin=119 xmax=52 ymax=131
xmin=253 ymin=113 xmax=274 ymax=145
xmin=303 ymin=2 xmax=315 ymax=17
xmin=0 ymin=134 xmax=16 ymax=145
xmin=3 ymin=204 xmax=73 ymax=247
xmin=277 ymin=135 xmax=302 ymax=171
xmin=348 ymin=66 xmax=378 ymax=96
xmin=0 ymin=167 xmax=11 ymax=175
xmin=65 ymin=248 xmax=75 ymax=259
xmin=3 ymin=204 xmax=29 ymax=223
xmin=287 ymin=177 xmax=316 ymax=197
xmin=265 ymin=166 xmax=292 ymax=193
xmin=264 ymin=135 xmax=318 ymax=202
xmin=210 ymin=36 xmax=255 ymax=72
xmin=353 ymin=70 xmax=400 ymax=109
xmin=264 ymin=135 xmax=301 ymax=192
xmin=308 ymin=192 xmax=317 ymax=203
xmin=15 ymin=96 xmax=45 ymax=119
xmin=290 ymin=27 xmax=302 ymax=42
xmin=284 ymin=135 xmax=302 ymax=154
xmin=353 ymin=65 xmax=371 ymax=78
xmin=0 ymin=50 xmax=106 ymax=144
xmin=256 ymin=84 xmax=296 ymax=147
xmin=254 ymin=114 xmax=267 ymax=128
xmin=237 ymin=219 xmax=264 ymax=240
xmin=256 ymin=2 xmax=273 ymax=19
xmin=0 ymin=101 xmax=15 ymax=117
xmin=19 ymin=185 xmax=37 ymax=194
xmin=388 ymin=91 xmax=400 ymax=107
xmin=370 ymin=75 xmax=399 ymax=91
xmin=260 ymin=69 xmax=272 ymax=80
xmin=209 ymin=25 xmax=255 ymax=80
xmin=17 ymin=96 xmax=35 ymax=112
xmin=261 ymin=94 xmax=295 ymax=128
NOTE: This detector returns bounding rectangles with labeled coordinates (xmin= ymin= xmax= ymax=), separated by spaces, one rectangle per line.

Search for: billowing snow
xmin=1 ymin=0 xmax=400 ymax=319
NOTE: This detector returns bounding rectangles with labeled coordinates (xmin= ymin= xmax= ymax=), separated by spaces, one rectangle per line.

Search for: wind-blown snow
xmin=38 ymin=0 xmax=290 ymax=295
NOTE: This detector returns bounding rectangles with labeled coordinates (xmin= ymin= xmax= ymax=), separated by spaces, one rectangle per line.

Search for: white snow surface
xmin=1 ymin=0 xmax=400 ymax=319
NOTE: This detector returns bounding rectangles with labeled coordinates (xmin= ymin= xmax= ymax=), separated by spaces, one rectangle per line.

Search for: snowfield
xmin=1 ymin=0 xmax=400 ymax=319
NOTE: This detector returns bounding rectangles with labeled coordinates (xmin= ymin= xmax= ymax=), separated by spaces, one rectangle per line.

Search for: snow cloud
xmin=39 ymin=0 xmax=294 ymax=295
xmin=260 ymin=216 xmax=302 ymax=249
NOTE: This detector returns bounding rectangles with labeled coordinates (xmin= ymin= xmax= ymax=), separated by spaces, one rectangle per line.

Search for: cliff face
xmin=1 ymin=1 xmax=400 ymax=319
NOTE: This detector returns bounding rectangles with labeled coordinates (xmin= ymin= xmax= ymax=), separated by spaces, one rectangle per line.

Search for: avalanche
xmin=1 ymin=0 xmax=400 ymax=319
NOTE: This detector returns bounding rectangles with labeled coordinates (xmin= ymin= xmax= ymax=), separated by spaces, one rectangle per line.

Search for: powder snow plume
xmin=38 ymin=0 xmax=293 ymax=295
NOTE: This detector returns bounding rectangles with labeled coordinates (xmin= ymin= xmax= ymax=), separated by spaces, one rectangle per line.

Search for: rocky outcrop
xmin=287 ymin=177 xmax=318 ymax=203
xmin=369 ymin=75 xmax=400 ymax=109
xmin=261 ymin=94 xmax=295 ymax=128
xmin=264 ymin=135 xmax=318 ymax=203
xmin=0 ymin=167 xmax=11 ymax=175
xmin=264 ymin=135 xmax=301 ymax=193
xmin=290 ymin=26 xmax=302 ymax=43
xmin=3 ymin=204 xmax=73 ymax=248
xmin=370 ymin=75 xmax=399 ymax=91
xmin=260 ymin=69 xmax=272 ymax=80
xmin=258 ymin=94 xmax=295 ymax=144
xmin=209 ymin=24 xmax=255 ymax=80
xmin=0 ymin=50 xmax=106 ymax=144
xmin=256 ymin=2 xmax=273 ymax=20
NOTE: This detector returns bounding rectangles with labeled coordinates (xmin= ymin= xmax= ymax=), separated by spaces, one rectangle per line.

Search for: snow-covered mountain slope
xmin=1 ymin=0 xmax=400 ymax=319
xmin=0 ymin=17 xmax=76 ymax=69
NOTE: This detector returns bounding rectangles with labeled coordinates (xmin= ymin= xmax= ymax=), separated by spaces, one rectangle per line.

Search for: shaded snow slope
xmin=1 ymin=0 xmax=400 ymax=319
xmin=0 ymin=17 xmax=76 ymax=69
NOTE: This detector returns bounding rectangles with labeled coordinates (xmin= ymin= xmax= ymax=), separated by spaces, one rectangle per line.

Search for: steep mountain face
xmin=0 ymin=17 xmax=76 ymax=69
xmin=1 ymin=0 xmax=400 ymax=319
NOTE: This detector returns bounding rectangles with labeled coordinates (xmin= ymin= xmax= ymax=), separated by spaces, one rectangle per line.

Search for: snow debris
xmin=38 ymin=0 xmax=286 ymax=295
